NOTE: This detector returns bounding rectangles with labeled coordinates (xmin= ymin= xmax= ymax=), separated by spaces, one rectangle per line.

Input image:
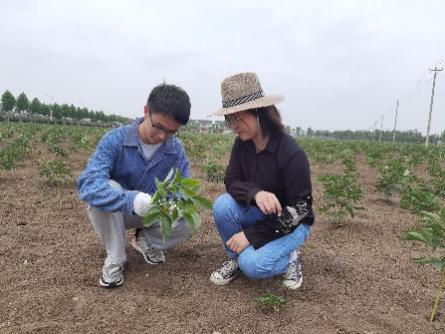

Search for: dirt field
xmin=1 ymin=146 xmax=444 ymax=334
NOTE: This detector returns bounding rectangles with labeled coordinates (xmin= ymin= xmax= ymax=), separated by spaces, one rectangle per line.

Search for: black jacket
xmin=224 ymin=131 xmax=314 ymax=249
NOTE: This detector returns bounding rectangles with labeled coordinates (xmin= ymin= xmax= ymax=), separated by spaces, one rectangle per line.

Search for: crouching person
xmin=77 ymin=83 xmax=192 ymax=288
xmin=209 ymin=72 xmax=315 ymax=290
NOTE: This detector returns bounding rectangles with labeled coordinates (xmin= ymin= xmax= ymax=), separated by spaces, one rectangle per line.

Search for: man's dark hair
xmin=147 ymin=83 xmax=191 ymax=125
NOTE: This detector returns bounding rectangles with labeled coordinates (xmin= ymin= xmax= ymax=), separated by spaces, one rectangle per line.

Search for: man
xmin=77 ymin=83 xmax=192 ymax=288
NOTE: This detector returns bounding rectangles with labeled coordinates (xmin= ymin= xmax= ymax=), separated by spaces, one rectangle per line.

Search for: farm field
xmin=1 ymin=122 xmax=445 ymax=334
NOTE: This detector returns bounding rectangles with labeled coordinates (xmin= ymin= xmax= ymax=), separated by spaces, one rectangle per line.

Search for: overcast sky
xmin=1 ymin=0 xmax=444 ymax=134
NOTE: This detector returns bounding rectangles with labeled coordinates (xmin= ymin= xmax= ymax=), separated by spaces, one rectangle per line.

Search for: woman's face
xmin=225 ymin=110 xmax=258 ymax=141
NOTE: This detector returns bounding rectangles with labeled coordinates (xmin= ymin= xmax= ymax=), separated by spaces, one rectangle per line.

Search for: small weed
xmin=256 ymin=293 xmax=287 ymax=312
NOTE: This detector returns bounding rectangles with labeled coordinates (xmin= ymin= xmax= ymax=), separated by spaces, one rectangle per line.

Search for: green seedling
xmin=144 ymin=168 xmax=212 ymax=240
xmin=319 ymin=173 xmax=365 ymax=224
xmin=404 ymin=209 xmax=445 ymax=322
xmin=256 ymin=293 xmax=287 ymax=312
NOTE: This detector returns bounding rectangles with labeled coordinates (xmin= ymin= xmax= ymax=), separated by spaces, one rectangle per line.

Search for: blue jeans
xmin=213 ymin=193 xmax=311 ymax=280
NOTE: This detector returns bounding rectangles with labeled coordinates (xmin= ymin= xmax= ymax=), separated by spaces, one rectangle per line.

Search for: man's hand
xmin=133 ymin=192 xmax=152 ymax=216
xmin=254 ymin=190 xmax=282 ymax=215
xmin=227 ymin=231 xmax=250 ymax=254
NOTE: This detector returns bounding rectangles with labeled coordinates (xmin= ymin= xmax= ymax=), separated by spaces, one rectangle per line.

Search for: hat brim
xmin=213 ymin=95 xmax=285 ymax=116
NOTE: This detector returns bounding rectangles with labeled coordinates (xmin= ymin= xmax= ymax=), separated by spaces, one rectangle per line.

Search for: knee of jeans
xmin=238 ymin=251 xmax=276 ymax=280
xmin=212 ymin=193 xmax=236 ymax=223
xmin=108 ymin=179 xmax=123 ymax=191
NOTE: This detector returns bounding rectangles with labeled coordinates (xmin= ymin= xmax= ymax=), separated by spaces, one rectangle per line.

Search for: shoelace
xmin=285 ymin=261 xmax=301 ymax=280
xmin=138 ymin=237 xmax=159 ymax=254
xmin=142 ymin=242 xmax=156 ymax=253
xmin=105 ymin=264 xmax=123 ymax=277
xmin=219 ymin=260 xmax=238 ymax=277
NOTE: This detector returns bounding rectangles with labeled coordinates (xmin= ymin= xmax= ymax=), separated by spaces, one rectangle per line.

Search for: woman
xmin=210 ymin=72 xmax=314 ymax=290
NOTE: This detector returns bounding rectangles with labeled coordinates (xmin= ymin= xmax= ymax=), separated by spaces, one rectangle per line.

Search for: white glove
xmin=133 ymin=192 xmax=152 ymax=217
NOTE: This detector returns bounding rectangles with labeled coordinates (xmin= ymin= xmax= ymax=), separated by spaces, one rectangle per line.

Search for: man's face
xmin=140 ymin=106 xmax=182 ymax=144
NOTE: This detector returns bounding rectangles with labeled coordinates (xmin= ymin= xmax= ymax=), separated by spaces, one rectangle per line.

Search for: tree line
xmin=289 ymin=127 xmax=445 ymax=145
xmin=0 ymin=90 xmax=130 ymax=125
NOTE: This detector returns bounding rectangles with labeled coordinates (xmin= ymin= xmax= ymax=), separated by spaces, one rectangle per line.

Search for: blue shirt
xmin=77 ymin=118 xmax=191 ymax=215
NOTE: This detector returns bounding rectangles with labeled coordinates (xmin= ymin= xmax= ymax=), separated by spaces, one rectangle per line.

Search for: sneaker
xmin=282 ymin=251 xmax=303 ymax=290
xmin=99 ymin=263 xmax=125 ymax=288
xmin=210 ymin=259 xmax=242 ymax=285
xmin=131 ymin=233 xmax=165 ymax=264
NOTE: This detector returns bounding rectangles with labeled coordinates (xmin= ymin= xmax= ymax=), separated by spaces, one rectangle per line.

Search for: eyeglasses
xmin=224 ymin=112 xmax=246 ymax=127
xmin=149 ymin=113 xmax=178 ymax=137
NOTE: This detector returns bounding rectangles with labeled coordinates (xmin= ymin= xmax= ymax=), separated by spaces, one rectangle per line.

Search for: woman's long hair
xmin=248 ymin=106 xmax=284 ymax=136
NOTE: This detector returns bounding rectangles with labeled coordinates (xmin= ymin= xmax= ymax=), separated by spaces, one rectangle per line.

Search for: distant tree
xmin=60 ymin=104 xmax=71 ymax=118
xmin=69 ymin=104 xmax=77 ymax=118
xmin=96 ymin=110 xmax=106 ymax=122
xmin=40 ymin=104 xmax=51 ymax=117
xmin=295 ymin=127 xmax=302 ymax=136
xmin=1 ymin=90 xmax=15 ymax=112
xmin=306 ymin=127 xmax=314 ymax=137
xmin=29 ymin=98 xmax=42 ymax=114
xmin=52 ymin=103 xmax=62 ymax=119
xmin=16 ymin=92 xmax=29 ymax=113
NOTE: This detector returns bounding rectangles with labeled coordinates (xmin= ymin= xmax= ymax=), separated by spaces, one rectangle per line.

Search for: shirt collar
xmin=264 ymin=131 xmax=282 ymax=153
xmin=123 ymin=118 xmax=143 ymax=147
xmin=239 ymin=130 xmax=282 ymax=154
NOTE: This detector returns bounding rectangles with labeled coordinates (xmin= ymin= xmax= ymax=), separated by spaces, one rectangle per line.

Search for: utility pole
xmin=373 ymin=121 xmax=378 ymax=141
xmin=425 ymin=67 xmax=443 ymax=146
xmin=392 ymin=100 xmax=399 ymax=143
xmin=378 ymin=114 xmax=384 ymax=142
xmin=45 ymin=94 xmax=54 ymax=121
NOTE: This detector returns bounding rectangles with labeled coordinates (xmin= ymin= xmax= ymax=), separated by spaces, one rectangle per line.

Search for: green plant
xmin=400 ymin=186 xmax=441 ymax=215
xmin=426 ymin=160 xmax=445 ymax=198
xmin=49 ymin=143 xmax=68 ymax=157
xmin=0 ymin=131 xmax=33 ymax=172
xmin=375 ymin=159 xmax=412 ymax=198
xmin=340 ymin=149 xmax=356 ymax=173
xmin=144 ymin=169 xmax=212 ymax=240
xmin=256 ymin=293 xmax=287 ymax=312
xmin=202 ymin=158 xmax=225 ymax=183
xmin=366 ymin=147 xmax=386 ymax=168
xmin=318 ymin=173 xmax=365 ymax=224
xmin=37 ymin=159 xmax=72 ymax=185
xmin=403 ymin=209 xmax=445 ymax=322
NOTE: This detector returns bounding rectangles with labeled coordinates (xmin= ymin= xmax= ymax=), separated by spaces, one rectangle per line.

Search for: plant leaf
xmin=159 ymin=211 xmax=172 ymax=240
xmin=143 ymin=207 xmax=161 ymax=227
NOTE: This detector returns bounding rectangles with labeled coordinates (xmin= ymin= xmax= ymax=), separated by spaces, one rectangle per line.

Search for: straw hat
xmin=214 ymin=72 xmax=284 ymax=116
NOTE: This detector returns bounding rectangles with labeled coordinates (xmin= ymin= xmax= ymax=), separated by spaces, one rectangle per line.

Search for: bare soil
xmin=1 ymin=149 xmax=444 ymax=334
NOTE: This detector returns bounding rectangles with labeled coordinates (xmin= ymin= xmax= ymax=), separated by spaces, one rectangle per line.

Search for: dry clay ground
xmin=1 ymin=145 xmax=445 ymax=334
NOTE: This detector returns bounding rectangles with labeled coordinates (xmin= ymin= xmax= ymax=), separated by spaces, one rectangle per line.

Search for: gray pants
xmin=87 ymin=180 xmax=190 ymax=266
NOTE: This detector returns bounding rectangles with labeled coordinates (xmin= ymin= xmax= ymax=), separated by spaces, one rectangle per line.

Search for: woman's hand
xmin=227 ymin=231 xmax=250 ymax=254
xmin=254 ymin=190 xmax=282 ymax=215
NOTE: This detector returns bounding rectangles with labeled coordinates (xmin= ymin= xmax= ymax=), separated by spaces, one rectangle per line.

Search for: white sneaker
xmin=99 ymin=263 xmax=125 ymax=288
xmin=283 ymin=251 xmax=303 ymax=290
xmin=210 ymin=259 xmax=242 ymax=285
xmin=131 ymin=236 xmax=165 ymax=264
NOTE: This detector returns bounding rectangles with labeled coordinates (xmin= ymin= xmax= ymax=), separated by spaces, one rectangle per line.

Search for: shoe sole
xmin=209 ymin=271 xmax=241 ymax=285
xmin=282 ymin=277 xmax=303 ymax=290
xmin=99 ymin=276 xmax=124 ymax=288
xmin=130 ymin=238 xmax=165 ymax=265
